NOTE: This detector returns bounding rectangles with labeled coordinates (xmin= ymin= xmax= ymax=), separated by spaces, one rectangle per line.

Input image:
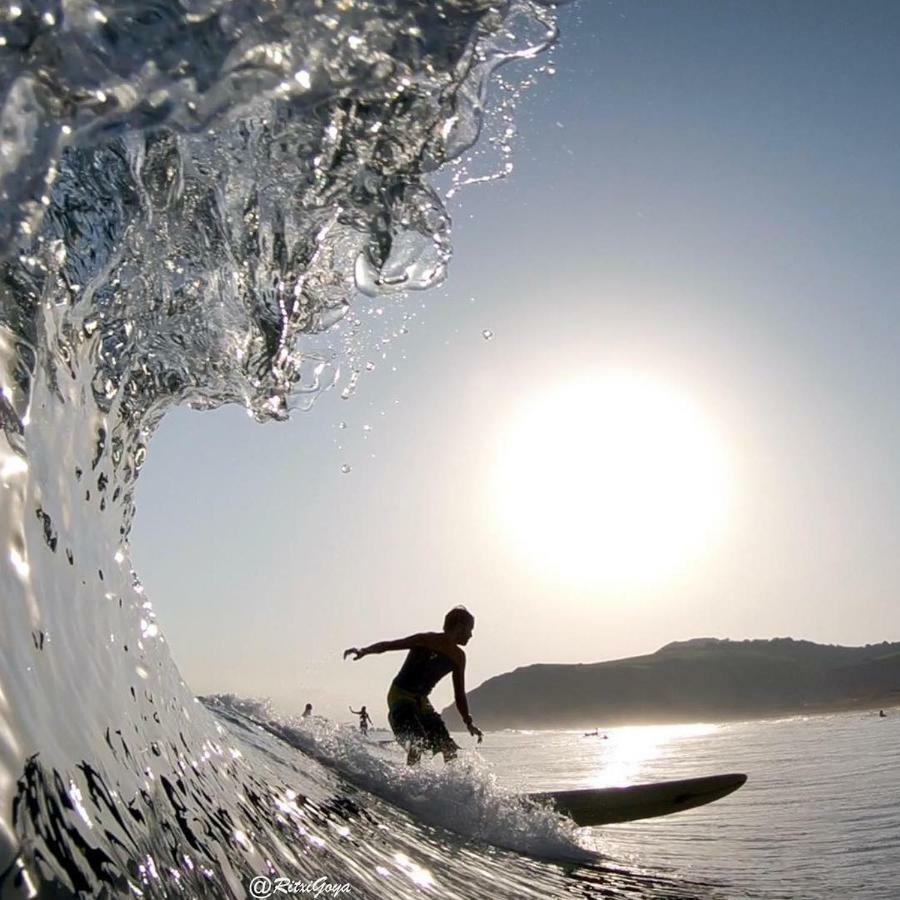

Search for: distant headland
xmin=443 ymin=638 xmax=900 ymax=729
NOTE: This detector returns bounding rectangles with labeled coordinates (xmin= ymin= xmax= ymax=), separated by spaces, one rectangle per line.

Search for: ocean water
xmin=142 ymin=702 xmax=900 ymax=900
xmin=185 ymin=702 xmax=900 ymax=900
xmin=478 ymin=712 xmax=900 ymax=900
xmin=0 ymin=1 xmax=741 ymax=897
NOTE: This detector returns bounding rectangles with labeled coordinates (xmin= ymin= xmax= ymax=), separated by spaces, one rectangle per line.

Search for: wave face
xmin=0 ymin=3 xmax=719 ymax=897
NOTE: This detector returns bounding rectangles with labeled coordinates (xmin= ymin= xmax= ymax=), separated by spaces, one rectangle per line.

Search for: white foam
xmin=213 ymin=697 xmax=594 ymax=862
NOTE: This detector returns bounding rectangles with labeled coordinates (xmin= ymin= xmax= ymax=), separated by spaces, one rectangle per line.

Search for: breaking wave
xmin=0 ymin=2 xmax=726 ymax=896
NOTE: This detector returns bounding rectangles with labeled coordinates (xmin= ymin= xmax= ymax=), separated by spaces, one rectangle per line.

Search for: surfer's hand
xmin=343 ymin=647 xmax=363 ymax=660
xmin=467 ymin=721 xmax=483 ymax=743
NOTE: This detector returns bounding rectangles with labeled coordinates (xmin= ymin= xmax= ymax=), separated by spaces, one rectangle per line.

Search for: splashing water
xmin=0 ymin=2 xmax=726 ymax=897
xmin=204 ymin=695 xmax=593 ymax=862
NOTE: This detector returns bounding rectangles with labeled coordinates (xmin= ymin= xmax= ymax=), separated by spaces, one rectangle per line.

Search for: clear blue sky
xmin=132 ymin=0 xmax=900 ymax=721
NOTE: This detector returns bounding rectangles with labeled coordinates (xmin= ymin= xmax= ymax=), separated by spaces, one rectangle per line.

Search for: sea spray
xmin=205 ymin=696 xmax=593 ymax=863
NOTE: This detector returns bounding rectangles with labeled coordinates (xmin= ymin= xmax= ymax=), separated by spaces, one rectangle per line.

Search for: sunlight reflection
xmin=394 ymin=853 xmax=435 ymax=888
xmin=588 ymin=723 xmax=719 ymax=787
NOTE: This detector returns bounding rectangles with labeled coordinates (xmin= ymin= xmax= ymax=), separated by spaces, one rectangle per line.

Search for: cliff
xmin=443 ymin=638 xmax=900 ymax=729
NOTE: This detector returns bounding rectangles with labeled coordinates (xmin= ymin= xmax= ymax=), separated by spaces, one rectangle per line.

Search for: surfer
xmin=879 ymin=709 xmax=887 ymax=718
xmin=302 ymin=703 xmax=313 ymax=718
xmin=343 ymin=606 xmax=483 ymax=765
xmin=350 ymin=705 xmax=373 ymax=735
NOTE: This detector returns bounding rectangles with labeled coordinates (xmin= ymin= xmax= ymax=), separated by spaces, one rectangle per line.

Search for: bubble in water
xmin=341 ymin=371 xmax=360 ymax=400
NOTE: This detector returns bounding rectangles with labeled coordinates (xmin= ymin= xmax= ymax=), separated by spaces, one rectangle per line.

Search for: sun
xmin=490 ymin=372 xmax=732 ymax=589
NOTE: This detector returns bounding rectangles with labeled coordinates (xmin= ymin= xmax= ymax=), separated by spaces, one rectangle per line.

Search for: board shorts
xmin=387 ymin=684 xmax=459 ymax=758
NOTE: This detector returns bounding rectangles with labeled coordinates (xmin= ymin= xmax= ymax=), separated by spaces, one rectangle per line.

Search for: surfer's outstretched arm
xmin=343 ymin=633 xmax=429 ymax=660
xmin=452 ymin=660 xmax=483 ymax=743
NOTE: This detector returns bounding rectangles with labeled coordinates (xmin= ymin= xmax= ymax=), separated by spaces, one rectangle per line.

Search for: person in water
xmin=302 ymin=703 xmax=313 ymax=718
xmin=349 ymin=705 xmax=373 ymax=735
xmin=343 ymin=606 xmax=483 ymax=765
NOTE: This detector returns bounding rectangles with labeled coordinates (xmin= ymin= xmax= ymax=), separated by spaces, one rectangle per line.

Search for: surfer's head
xmin=443 ymin=606 xmax=475 ymax=645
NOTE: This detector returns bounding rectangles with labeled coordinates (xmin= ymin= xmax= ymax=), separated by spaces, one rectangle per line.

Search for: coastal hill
xmin=443 ymin=638 xmax=900 ymax=729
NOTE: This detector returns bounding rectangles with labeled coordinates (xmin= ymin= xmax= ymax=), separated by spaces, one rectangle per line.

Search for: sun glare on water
xmin=491 ymin=372 xmax=732 ymax=589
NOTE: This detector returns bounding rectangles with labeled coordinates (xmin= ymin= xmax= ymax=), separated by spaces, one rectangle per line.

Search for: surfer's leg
xmin=406 ymin=744 xmax=422 ymax=766
xmin=388 ymin=698 xmax=428 ymax=765
xmin=419 ymin=707 xmax=458 ymax=761
xmin=439 ymin=742 xmax=458 ymax=763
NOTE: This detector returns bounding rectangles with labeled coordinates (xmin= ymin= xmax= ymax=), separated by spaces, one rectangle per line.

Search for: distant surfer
xmin=350 ymin=705 xmax=374 ymax=735
xmin=302 ymin=703 xmax=313 ymax=718
xmin=879 ymin=709 xmax=887 ymax=718
xmin=343 ymin=606 xmax=483 ymax=765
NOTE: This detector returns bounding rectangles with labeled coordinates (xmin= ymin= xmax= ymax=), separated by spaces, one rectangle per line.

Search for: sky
xmin=132 ymin=0 xmax=900 ymax=723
